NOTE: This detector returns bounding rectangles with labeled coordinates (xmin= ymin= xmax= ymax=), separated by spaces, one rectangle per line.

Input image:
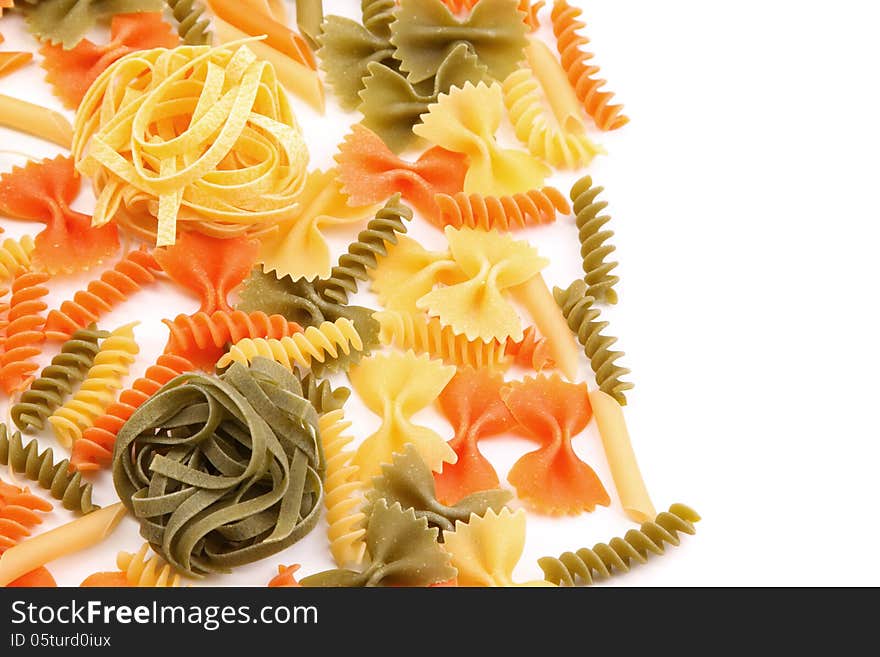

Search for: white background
xmin=1 ymin=0 xmax=877 ymax=586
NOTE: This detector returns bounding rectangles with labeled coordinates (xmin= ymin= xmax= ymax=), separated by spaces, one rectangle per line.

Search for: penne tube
xmin=589 ymin=389 xmax=655 ymax=523
xmin=206 ymin=0 xmax=315 ymax=69
xmin=212 ymin=18 xmax=325 ymax=113
xmin=295 ymin=0 xmax=323 ymax=50
xmin=0 ymin=52 xmax=32 ymax=80
xmin=0 ymin=94 xmax=73 ymax=148
xmin=524 ymin=37 xmax=585 ymax=131
xmin=510 ymin=273 xmax=581 ymax=380
xmin=0 ymin=503 xmax=126 ymax=586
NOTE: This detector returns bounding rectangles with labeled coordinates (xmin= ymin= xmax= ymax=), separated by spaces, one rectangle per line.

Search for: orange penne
xmin=0 ymin=52 xmax=32 ymax=80
xmin=206 ymin=0 xmax=316 ymax=69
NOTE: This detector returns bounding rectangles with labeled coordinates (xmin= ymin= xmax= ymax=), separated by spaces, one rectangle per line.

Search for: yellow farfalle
xmin=417 ymin=227 xmax=548 ymax=343
xmin=413 ymin=81 xmax=550 ymax=197
xmin=349 ymin=351 xmax=456 ymax=482
xmin=259 ymin=169 xmax=380 ymax=280
xmin=444 ymin=508 xmax=555 ymax=587
xmin=73 ymin=42 xmax=309 ymax=247
xmin=369 ymin=235 xmax=462 ymax=313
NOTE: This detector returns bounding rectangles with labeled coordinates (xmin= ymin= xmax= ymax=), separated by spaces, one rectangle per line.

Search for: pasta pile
xmin=0 ymin=0 xmax=698 ymax=588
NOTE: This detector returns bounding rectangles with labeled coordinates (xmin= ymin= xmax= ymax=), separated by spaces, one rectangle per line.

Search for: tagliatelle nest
xmin=72 ymin=40 xmax=309 ymax=246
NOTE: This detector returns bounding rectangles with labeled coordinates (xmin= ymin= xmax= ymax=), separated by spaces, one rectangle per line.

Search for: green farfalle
xmin=300 ymin=500 xmax=456 ymax=587
xmin=365 ymin=444 xmax=511 ymax=538
xmin=389 ymin=0 xmax=528 ymax=84
xmin=112 ymin=359 xmax=323 ymax=577
xmin=295 ymin=371 xmax=351 ymax=415
xmin=358 ymin=43 xmax=488 ymax=153
xmin=317 ymin=0 xmax=398 ymax=110
xmin=23 ymin=0 xmax=165 ymax=49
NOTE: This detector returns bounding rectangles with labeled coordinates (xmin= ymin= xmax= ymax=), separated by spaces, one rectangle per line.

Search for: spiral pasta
xmin=503 ymin=38 xmax=603 ymax=168
xmin=0 ymin=424 xmax=98 ymax=514
xmin=432 ymin=188 xmax=569 ymax=231
xmin=0 ymin=269 xmax=49 ymax=395
xmin=74 ymin=42 xmax=309 ymax=247
xmin=11 ymin=325 xmax=107 ymax=433
xmin=165 ymin=0 xmax=212 ymax=44
xmin=48 ymin=323 xmax=139 ymax=450
xmin=554 ymin=280 xmax=632 ymax=405
xmin=550 ymin=0 xmax=628 ymax=131
xmin=117 ymin=544 xmax=183 ymax=587
xmin=70 ymin=353 xmax=195 ymax=473
xmin=217 ymin=318 xmax=364 ymax=374
xmin=375 ymin=310 xmax=507 ymax=370
xmin=43 ymin=248 xmax=162 ymax=341
xmin=568 ymin=178 xmax=619 ymax=306
xmin=314 ymin=195 xmax=413 ymax=306
xmin=319 ymin=409 xmax=367 ymax=567
xmin=0 ymin=479 xmax=52 ymax=553
xmin=162 ymin=310 xmax=302 ymax=370
xmin=0 ymin=235 xmax=35 ymax=283
xmin=539 ymin=504 xmax=700 ymax=585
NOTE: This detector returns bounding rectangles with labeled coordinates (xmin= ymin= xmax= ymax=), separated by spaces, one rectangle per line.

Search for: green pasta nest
xmin=112 ymin=358 xmax=323 ymax=577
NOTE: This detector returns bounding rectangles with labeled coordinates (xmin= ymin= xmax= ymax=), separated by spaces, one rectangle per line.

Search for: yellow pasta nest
xmin=72 ymin=41 xmax=309 ymax=247
xmin=318 ymin=410 xmax=367 ymax=568
xmin=117 ymin=544 xmax=183 ymax=587
xmin=217 ymin=318 xmax=363 ymax=371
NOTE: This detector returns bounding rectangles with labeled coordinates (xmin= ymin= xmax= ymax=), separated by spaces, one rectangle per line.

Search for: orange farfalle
xmin=500 ymin=374 xmax=609 ymax=514
xmin=433 ymin=367 xmax=520 ymax=505
xmin=80 ymin=571 xmax=129 ymax=587
xmin=41 ymin=12 xmax=178 ymax=109
xmin=268 ymin=564 xmax=301 ymax=587
xmin=336 ymin=125 xmax=467 ymax=220
xmin=505 ymin=325 xmax=555 ymax=371
xmin=71 ymin=353 xmax=196 ymax=473
xmin=7 ymin=567 xmax=57 ymax=587
xmin=162 ymin=310 xmax=303 ymax=370
xmin=155 ymin=232 xmax=259 ymax=314
xmin=0 ymin=156 xmax=119 ymax=274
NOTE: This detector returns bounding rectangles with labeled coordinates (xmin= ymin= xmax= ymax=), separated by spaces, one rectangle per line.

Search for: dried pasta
xmin=165 ymin=0 xmax=212 ymax=45
xmin=433 ymin=367 xmax=517 ymax=504
xmin=11 ymin=324 xmax=107 ymax=433
xmin=300 ymin=500 xmax=455 ymax=587
xmin=349 ymin=351 xmax=456 ymax=481
xmin=319 ymin=409 xmax=367 ymax=567
xmin=0 ymin=235 xmax=35 ymax=283
xmin=317 ymin=0 xmax=397 ymax=109
xmin=417 ymin=227 xmax=548 ymax=343
xmin=550 ymin=0 xmax=628 ymax=131
xmin=432 ymin=187 xmax=569 ymax=231
xmin=554 ymin=280 xmax=633 ymax=404
xmin=414 ymin=81 xmax=550 ymax=196
xmin=571 ymin=175 xmax=619 ymax=304
xmin=0 ymin=269 xmax=49 ymax=395
xmin=444 ymin=508 xmax=554 ymax=586
xmin=0 ymin=95 xmax=73 ymax=148
xmin=0 ymin=156 xmax=119 ymax=274
xmin=358 ymin=44 xmax=487 ymax=154
xmin=295 ymin=0 xmax=323 ymax=49
xmin=438 ymin=0 xmax=542 ymax=31
xmin=113 ymin=360 xmax=322 ymax=576
xmin=48 ymin=323 xmax=139 ymax=449
xmin=0 ymin=479 xmax=52 ymax=553
xmin=539 ymin=504 xmax=701 ymax=585
xmin=22 ymin=0 xmax=165 ymax=49
xmin=155 ymin=232 xmax=259 ymax=314
xmin=0 ymin=424 xmax=98 ymax=513
xmin=43 ymin=247 xmax=161 ymax=341
xmin=117 ymin=544 xmax=183 ymax=587
xmin=390 ymin=0 xmax=528 ymax=84
xmin=73 ymin=42 xmax=310 ymax=247
xmin=503 ymin=38 xmax=603 ymax=168
xmin=0 ymin=503 xmax=126 ymax=587
xmin=268 ymin=564 xmax=301 ymax=587
xmin=162 ymin=310 xmax=303 ymax=370
xmin=258 ymin=168 xmax=380 ymax=281
xmin=365 ymin=444 xmax=511 ymax=535
xmin=314 ymin=194 xmax=413 ymax=306
xmin=500 ymin=374 xmax=609 ymax=514
xmin=70 ymin=353 xmax=195 ymax=472
xmin=0 ymin=40 xmax=31 ymax=78
xmin=40 ymin=12 xmax=179 ymax=109
xmin=337 ymin=126 xmax=466 ymax=221
xmin=217 ymin=318 xmax=364 ymax=375
xmin=296 ymin=371 xmax=350 ymax=415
